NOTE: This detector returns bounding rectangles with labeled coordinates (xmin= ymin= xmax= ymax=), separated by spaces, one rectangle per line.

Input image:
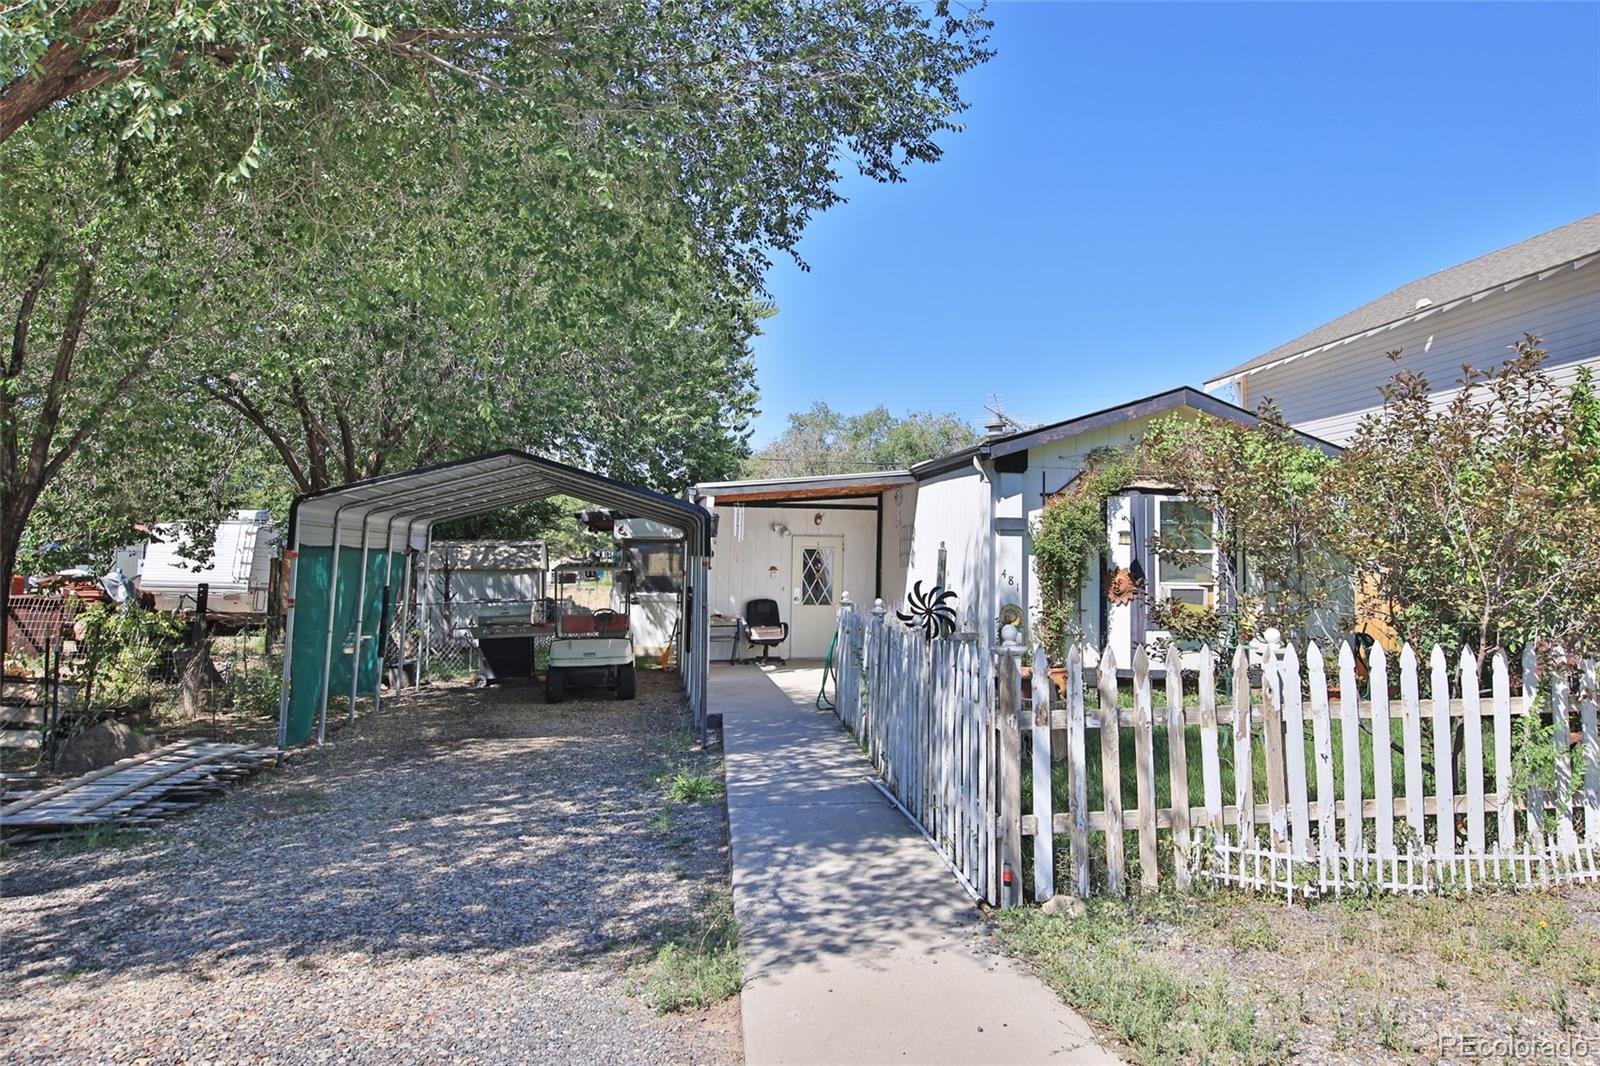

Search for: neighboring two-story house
xmin=1205 ymin=213 xmax=1600 ymax=445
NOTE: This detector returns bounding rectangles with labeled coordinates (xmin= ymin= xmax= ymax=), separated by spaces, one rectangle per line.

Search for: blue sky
xmin=746 ymin=1 xmax=1600 ymax=446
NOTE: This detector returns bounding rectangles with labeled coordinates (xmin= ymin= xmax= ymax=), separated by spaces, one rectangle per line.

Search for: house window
xmin=1154 ymin=498 xmax=1216 ymax=617
xmin=800 ymin=547 xmax=835 ymax=606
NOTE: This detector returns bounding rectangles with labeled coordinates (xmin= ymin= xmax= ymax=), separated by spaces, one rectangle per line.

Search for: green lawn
xmin=1024 ymin=685 xmax=1515 ymax=890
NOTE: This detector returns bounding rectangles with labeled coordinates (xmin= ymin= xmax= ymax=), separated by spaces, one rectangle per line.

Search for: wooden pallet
xmin=0 ymin=740 xmax=277 ymax=841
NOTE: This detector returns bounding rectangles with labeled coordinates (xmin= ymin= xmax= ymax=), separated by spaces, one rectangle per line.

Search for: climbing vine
xmin=1031 ymin=448 xmax=1137 ymax=651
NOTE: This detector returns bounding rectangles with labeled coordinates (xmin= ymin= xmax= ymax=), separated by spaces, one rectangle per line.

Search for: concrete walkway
xmin=716 ymin=664 xmax=1121 ymax=1066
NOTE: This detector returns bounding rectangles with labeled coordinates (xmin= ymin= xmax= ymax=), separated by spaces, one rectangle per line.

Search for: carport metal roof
xmin=289 ymin=450 xmax=714 ymax=554
xmin=277 ymin=451 xmax=714 ymax=750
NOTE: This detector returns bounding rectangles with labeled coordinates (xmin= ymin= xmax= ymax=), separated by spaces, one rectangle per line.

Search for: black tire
xmin=616 ymin=663 xmax=637 ymax=700
xmin=473 ymin=675 xmax=489 ymax=689
xmin=546 ymin=667 xmax=566 ymax=704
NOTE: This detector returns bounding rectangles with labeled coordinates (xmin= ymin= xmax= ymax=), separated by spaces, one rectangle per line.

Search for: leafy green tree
xmin=1 ymin=104 xmax=239 ymax=649
xmin=3 ymin=1 xmax=991 ymax=649
xmin=1332 ymin=338 xmax=1600 ymax=660
xmin=747 ymin=402 xmax=978 ymax=477
xmin=1139 ymin=405 xmax=1345 ymax=647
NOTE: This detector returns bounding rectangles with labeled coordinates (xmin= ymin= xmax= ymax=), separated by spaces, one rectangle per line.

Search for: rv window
xmin=626 ymin=542 xmax=684 ymax=594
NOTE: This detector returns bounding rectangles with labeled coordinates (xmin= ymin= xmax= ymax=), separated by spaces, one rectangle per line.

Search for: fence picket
xmin=1492 ymin=651 xmax=1514 ymax=847
xmin=1261 ymin=645 xmax=1289 ymax=855
xmin=1098 ymin=646 xmax=1125 ymax=895
xmin=960 ymin=640 xmax=972 ymax=889
xmin=1164 ymin=643 xmax=1192 ymax=889
xmin=1232 ymin=647 xmax=1255 ymax=858
xmin=1030 ymin=644 xmax=1055 ymax=902
xmin=1400 ymin=644 xmax=1426 ymax=840
xmin=1338 ymin=642 xmax=1363 ymax=872
xmin=1068 ymin=643 xmax=1090 ymax=899
xmin=1461 ymin=647 xmax=1486 ymax=854
xmin=1199 ymin=645 xmax=1223 ymax=834
xmin=1582 ymin=660 xmax=1599 ymax=845
xmin=1281 ymin=644 xmax=1311 ymax=860
xmin=1309 ymin=643 xmax=1336 ymax=869
xmin=1431 ymin=645 xmax=1456 ymax=862
xmin=1133 ymin=647 xmax=1159 ymax=888
xmin=999 ymin=646 xmax=1023 ymax=906
xmin=975 ymin=646 xmax=990 ymax=904
xmin=1371 ymin=647 xmax=1394 ymax=859
xmin=1523 ymin=645 xmax=1545 ymax=852
xmin=1553 ymin=655 xmax=1577 ymax=853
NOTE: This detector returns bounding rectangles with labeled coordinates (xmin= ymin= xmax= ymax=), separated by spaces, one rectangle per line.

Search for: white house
xmin=694 ymin=388 xmax=1338 ymax=668
xmin=1206 ymin=213 xmax=1600 ymax=445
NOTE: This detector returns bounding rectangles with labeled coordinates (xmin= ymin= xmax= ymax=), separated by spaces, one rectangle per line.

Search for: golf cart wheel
xmin=546 ymin=668 xmax=566 ymax=704
xmin=473 ymin=675 xmax=489 ymax=689
xmin=616 ymin=663 xmax=637 ymax=701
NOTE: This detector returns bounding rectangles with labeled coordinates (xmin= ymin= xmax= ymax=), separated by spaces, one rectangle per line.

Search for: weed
xmin=1553 ymin=987 xmax=1577 ymax=1032
xmin=1373 ymin=1003 xmax=1404 ymax=1051
xmin=639 ymin=891 xmax=742 ymax=1013
xmin=269 ymin=787 xmax=330 ymax=815
xmin=996 ymin=902 xmax=1289 ymax=1065
xmin=1225 ymin=915 xmax=1279 ymax=953
xmin=54 ymin=823 xmax=142 ymax=855
xmin=663 ymin=770 xmax=723 ymax=804
xmin=1331 ymin=1005 xmax=1353 ymax=1050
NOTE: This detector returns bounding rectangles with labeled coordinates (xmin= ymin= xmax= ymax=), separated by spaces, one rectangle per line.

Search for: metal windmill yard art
xmin=897 ymin=581 xmax=959 ymax=639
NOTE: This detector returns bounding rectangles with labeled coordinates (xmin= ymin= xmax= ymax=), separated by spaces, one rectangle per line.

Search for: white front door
xmin=790 ymin=535 xmax=843 ymax=659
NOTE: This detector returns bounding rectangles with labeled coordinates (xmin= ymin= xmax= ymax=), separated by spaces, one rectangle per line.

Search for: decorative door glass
xmin=800 ymin=547 xmax=835 ymax=606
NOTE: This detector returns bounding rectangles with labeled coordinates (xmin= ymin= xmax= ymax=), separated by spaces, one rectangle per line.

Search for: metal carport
xmin=275 ymin=451 xmax=714 ymax=748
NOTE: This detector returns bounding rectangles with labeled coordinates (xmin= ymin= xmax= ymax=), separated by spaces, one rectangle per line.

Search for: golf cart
xmin=546 ymin=562 xmax=637 ymax=702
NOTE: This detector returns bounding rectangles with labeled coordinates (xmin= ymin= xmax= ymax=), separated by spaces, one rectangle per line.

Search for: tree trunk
xmin=0 ymin=520 xmax=18 ymax=665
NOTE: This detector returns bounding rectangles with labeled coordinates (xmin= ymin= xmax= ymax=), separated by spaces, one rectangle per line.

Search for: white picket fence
xmin=832 ymin=598 xmax=1600 ymax=905
xmin=835 ymin=604 xmax=1000 ymax=902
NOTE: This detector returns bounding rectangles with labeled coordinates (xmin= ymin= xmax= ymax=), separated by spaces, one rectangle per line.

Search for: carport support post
xmin=374 ymin=511 xmax=404 ymax=714
xmin=275 ymin=525 xmax=303 ymax=750
xmin=347 ymin=513 xmax=374 ymax=724
xmin=397 ymin=547 xmax=414 ymax=693
xmin=402 ymin=518 xmax=424 ymax=691
xmin=420 ymin=522 xmax=436 ymax=684
xmin=317 ymin=505 xmax=349 ymax=743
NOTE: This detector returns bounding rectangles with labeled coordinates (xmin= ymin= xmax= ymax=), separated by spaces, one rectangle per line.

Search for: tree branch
xmin=194 ymin=377 xmax=312 ymax=494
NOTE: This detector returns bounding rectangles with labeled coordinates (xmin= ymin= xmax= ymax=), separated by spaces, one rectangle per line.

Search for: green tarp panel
xmin=284 ymin=546 xmax=406 ymax=746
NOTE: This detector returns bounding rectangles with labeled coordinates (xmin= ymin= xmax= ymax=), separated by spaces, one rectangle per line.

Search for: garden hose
xmin=816 ymin=630 xmax=838 ymax=711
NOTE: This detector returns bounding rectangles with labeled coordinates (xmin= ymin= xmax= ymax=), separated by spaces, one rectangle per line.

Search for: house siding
xmin=1237 ymin=261 xmax=1600 ymax=445
xmin=904 ymin=467 xmax=989 ymax=632
xmin=706 ymin=500 xmax=877 ymax=657
xmin=880 ymin=483 xmax=916 ymax=607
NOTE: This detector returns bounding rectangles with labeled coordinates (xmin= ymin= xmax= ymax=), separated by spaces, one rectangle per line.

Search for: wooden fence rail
xmin=832 ymin=598 xmax=1600 ymax=905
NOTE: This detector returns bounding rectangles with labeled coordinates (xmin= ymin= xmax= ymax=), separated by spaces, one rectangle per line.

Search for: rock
xmin=1039 ymin=893 xmax=1086 ymax=919
xmin=56 ymin=719 xmax=159 ymax=775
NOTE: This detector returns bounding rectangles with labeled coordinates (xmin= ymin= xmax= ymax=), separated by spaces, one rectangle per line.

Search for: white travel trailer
xmin=130 ymin=510 xmax=280 ymax=617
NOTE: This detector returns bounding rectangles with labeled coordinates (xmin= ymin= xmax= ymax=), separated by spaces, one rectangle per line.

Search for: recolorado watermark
xmin=1439 ymin=1032 xmax=1591 ymax=1060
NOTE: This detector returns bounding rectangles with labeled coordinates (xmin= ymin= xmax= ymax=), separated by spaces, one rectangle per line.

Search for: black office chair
xmin=743 ymin=598 xmax=789 ymax=665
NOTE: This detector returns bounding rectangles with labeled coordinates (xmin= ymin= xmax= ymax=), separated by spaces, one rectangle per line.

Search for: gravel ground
xmin=1 ymin=671 xmax=741 ymax=1065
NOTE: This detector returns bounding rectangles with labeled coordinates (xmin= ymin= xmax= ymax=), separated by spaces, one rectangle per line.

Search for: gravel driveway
xmin=1 ymin=672 xmax=741 ymax=1064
